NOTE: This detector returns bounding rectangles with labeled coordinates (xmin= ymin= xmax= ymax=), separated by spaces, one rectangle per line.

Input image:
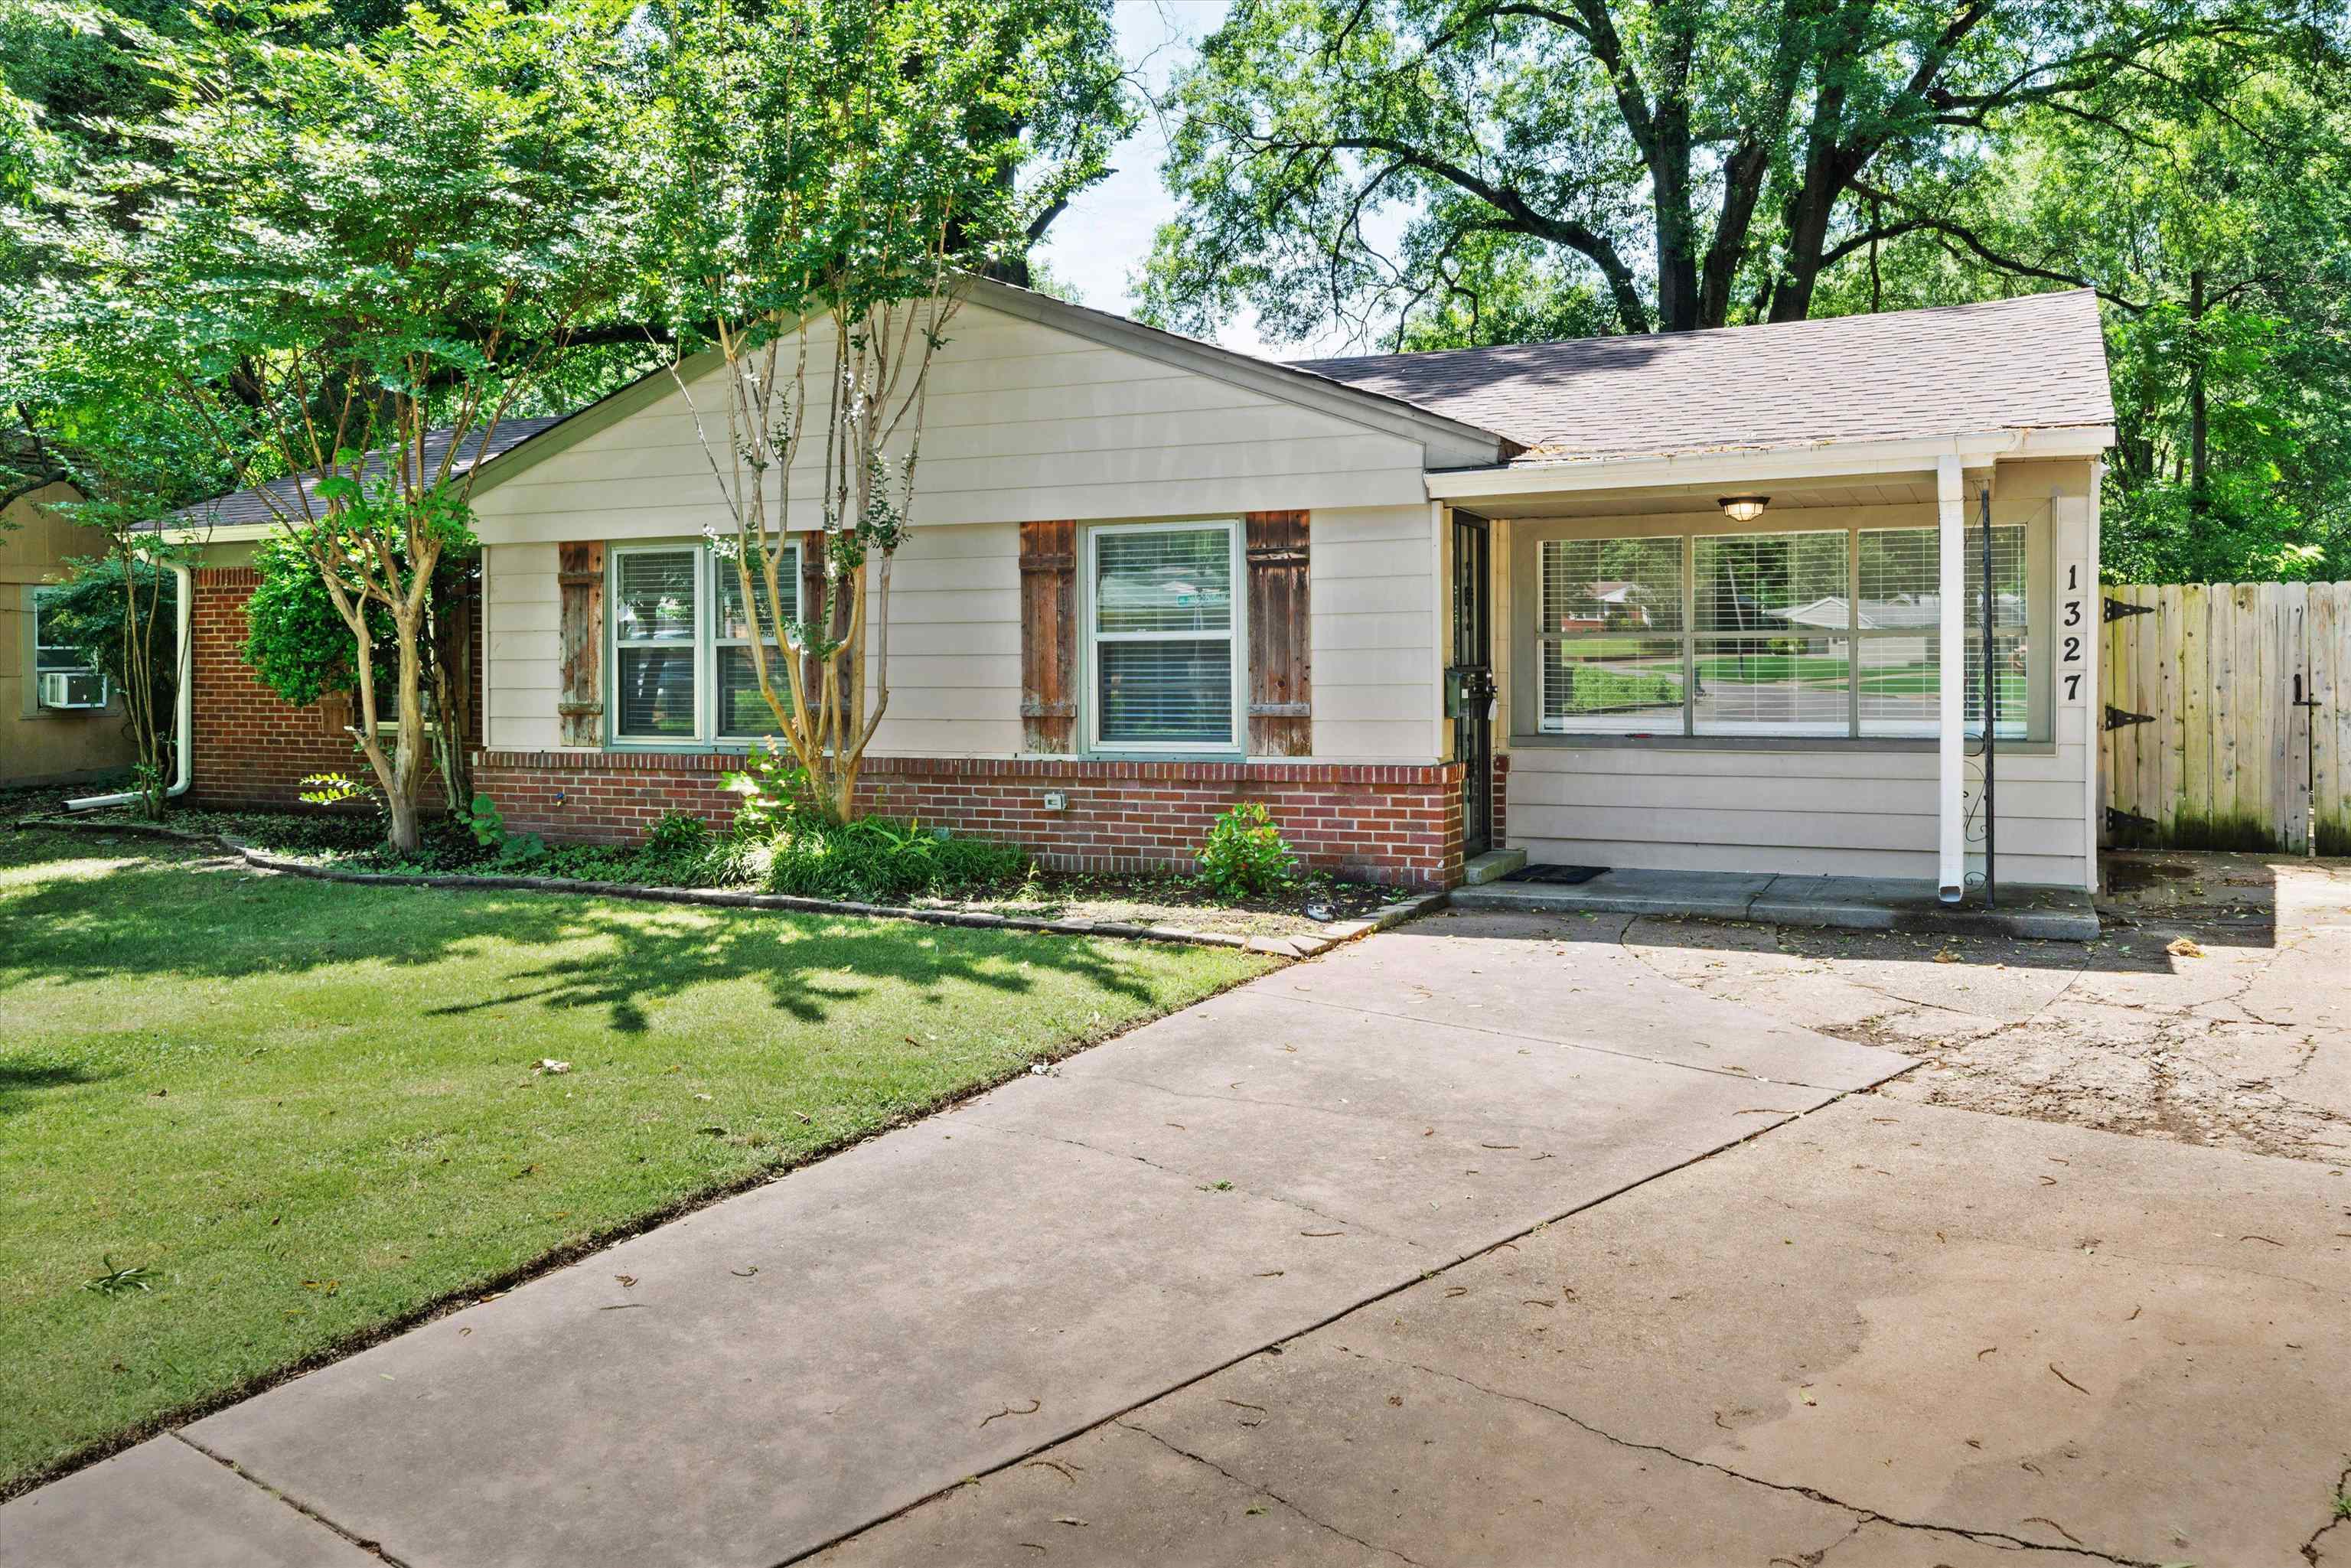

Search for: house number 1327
xmin=2059 ymin=563 xmax=2085 ymax=701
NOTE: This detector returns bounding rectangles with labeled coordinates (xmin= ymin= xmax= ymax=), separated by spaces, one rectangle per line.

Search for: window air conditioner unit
xmin=38 ymin=670 xmax=109 ymax=709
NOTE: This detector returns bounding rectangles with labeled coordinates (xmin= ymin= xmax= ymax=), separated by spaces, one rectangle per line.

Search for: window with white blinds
xmin=1532 ymin=516 xmax=2042 ymax=742
xmin=609 ymin=542 xmax=800 ymax=744
xmin=1088 ymin=521 xmax=1241 ymax=751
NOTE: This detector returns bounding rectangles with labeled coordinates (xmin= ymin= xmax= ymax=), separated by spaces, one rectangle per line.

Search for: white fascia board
xmin=158 ymin=522 xmax=282 ymax=545
xmin=1424 ymin=425 xmax=2115 ymax=502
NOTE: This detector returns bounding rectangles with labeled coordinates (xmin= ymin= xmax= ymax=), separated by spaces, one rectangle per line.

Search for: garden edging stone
xmin=10 ymin=816 xmax=1446 ymax=958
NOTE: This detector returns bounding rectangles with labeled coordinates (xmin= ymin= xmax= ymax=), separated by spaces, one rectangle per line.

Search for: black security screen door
xmin=1452 ymin=515 xmax=1495 ymax=856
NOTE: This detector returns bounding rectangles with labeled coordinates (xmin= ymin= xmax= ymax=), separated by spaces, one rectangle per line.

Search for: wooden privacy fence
xmin=2102 ymin=582 xmax=2351 ymax=854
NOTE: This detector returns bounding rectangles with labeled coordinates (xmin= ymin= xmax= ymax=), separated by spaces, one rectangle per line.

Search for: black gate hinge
xmin=2105 ymin=805 xmax=2158 ymax=833
xmin=2104 ymin=705 xmax=2154 ymax=731
xmin=2103 ymin=596 xmax=2154 ymax=623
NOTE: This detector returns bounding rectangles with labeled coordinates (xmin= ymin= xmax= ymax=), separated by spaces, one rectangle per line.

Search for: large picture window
xmin=609 ymin=542 xmax=800 ymax=745
xmin=1532 ymin=518 xmax=2037 ymax=742
xmin=1087 ymin=521 xmax=1242 ymax=751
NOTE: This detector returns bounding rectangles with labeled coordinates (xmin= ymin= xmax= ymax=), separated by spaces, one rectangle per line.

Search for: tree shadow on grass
xmin=0 ymin=1061 xmax=118 ymax=1119
xmin=0 ymin=830 xmax=1159 ymax=1034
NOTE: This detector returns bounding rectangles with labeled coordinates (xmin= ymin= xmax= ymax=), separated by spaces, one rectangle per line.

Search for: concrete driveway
xmin=0 ymin=908 xmax=1906 ymax=1568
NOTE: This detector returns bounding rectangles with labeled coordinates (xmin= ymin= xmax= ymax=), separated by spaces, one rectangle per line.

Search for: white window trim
xmin=1082 ymin=518 xmax=1247 ymax=758
xmin=606 ymin=540 xmax=801 ymax=748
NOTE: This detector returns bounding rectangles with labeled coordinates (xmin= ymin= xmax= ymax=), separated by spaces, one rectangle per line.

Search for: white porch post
xmin=1936 ymin=455 xmax=1966 ymax=902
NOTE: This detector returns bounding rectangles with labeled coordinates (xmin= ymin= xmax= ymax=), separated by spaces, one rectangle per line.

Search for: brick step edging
xmin=10 ymin=817 xmax=1448 ymax=960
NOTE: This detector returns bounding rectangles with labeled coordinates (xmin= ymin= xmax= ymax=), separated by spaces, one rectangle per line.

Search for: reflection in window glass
xmin=1694 ymin=634 xmax=1850 ymax=736
xmin=1855 ymin=526 xmax=2027 ymax=738
xmin=1537 ymin=536 xmax=1682 ymax=634
xmin=1096 ymin=528 xmax=1232 ymax=634
xmin=615 ymin=550 xmax=697 ymax=641
xmin=1539 ymin=638 xmax=1684 ymax=733
xmin=1693 ymin=532 xmax=1848 ymax=634
xmin=616 ymin=647 xmax=697 ymax=737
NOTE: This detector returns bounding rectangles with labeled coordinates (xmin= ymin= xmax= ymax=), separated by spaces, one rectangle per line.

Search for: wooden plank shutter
xmin=556 ymin=542 xmax=605 ymax=745
xmin=1245 ymin=510 xmax=1311 ymax=756
xmin=1019 ymin=520 xmax=1078 ymax=752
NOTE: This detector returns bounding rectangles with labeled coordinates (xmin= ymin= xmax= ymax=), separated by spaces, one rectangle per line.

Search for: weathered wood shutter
xmin=1019 ymin=520 xmax=1078 ymax=752
xmin=556 ymin=542 xmax=605 ymax=745
xmin=1245 ymin=510 xmax=1311 ymax=756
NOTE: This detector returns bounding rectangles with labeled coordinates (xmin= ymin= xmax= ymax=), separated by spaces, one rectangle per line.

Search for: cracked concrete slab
xmin=0 ymin=1436 xmax=379 ymax=1568
xmin=1619 ymin=856 xmax=2351 ymax=1161
xmin=1 ymin=911 xmax=1905 ymax=1568
xmin=818 ymin=1097 xmax=2351 ymax=1568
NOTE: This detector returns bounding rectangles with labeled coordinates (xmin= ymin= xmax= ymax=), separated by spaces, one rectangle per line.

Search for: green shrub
xmin=759 ymin=817 xmax=1028 ymax=904
xmin=648 ymin=810 xmax=711 ymax=853
xmin=1196 ymin=803 xmax=1298 ymax=901
xmin=721 ymin=741 xmax=815 ymax=834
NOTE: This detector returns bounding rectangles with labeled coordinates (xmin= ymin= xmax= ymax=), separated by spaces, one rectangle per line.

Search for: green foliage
xmin=721 ymin=742 xmax=817 ymax=835
xmin=1196 ymin=803 xmax=1297 ymax=901
xmin=31 ymin=555 xmax=176 ymax=691
xmin=758 ymin=818 xmax=1029 ymax=905
xmin=243 ymin=533 xmax=393 ymax=712
xmin=296 ymin=771 xmax=379 ymax=810
xmin=1140 ymin=0 xmax=2299 ymax=346
xmin=648 ymin=810 xmax=712 ymax=853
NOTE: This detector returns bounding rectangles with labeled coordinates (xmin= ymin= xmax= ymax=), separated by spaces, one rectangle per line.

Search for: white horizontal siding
xmin=1310 ymin=507 xmax=1436 ymax=761
xmin=471 ymin=305 xmax=1436 ymax=543
xmin=482 ymin=543 xmax=567 ymax=751
xmin=1508 ymin=742 xmax=2091 ymax=884
xmin=860 ymin=520 xmax=1023 ymax=758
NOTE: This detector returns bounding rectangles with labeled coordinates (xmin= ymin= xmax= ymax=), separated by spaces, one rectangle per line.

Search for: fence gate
xmin=2102 ymin=582 xmax=2351 ymax=854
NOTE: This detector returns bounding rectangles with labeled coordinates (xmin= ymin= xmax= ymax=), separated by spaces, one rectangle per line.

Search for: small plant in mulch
xmin=1196 ymin=803 xmax=1299 ymax=901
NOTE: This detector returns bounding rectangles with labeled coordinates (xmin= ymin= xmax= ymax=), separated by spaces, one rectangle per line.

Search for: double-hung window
xmin=1531 ymin=516 xmax=2040 ymax=742
xmin=1087 ymin=521 xmax=1243 ymax=752
xmin=609 ymin=542 xmax=800 ymax=745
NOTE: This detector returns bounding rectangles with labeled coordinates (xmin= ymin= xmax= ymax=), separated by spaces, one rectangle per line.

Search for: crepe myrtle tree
xmin=647 ymin=0 xmax=1121 ymax=823
xmin=78 ymin=0 xmax=639 ymax=849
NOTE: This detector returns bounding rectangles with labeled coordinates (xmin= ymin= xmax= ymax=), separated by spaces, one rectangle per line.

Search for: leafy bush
xmin=1196 ymin=803 xmax=1298 ymax=900
xmin=648 ymin=810 xmax=712 ymax=852
xmin=761 ymin=817 xmax=1028 ymax=904
xmin=721 ymin=741 xmax=815 ymax=835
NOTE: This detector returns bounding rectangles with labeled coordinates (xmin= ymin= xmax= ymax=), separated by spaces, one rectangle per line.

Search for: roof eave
xmin=1425 ymin=424 xmax=2115 ymax=502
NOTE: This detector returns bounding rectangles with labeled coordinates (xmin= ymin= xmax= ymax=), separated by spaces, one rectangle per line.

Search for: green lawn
xmin=0 ymin=828 xmax=1267 ymax=1493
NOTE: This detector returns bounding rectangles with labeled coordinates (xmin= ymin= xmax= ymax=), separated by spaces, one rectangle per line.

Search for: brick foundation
xmin=471 ymin=751 xmax=1469 ymax=888
xmin=1490 ymin=751 xmax=1510 ymax=849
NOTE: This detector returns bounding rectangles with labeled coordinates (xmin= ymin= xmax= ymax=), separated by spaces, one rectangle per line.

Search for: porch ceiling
xmin=1455 ymin=474 xmax=1942 ymax=520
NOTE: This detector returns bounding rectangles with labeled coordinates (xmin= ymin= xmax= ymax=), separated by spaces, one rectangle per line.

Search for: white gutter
xmin=66 ymin=561 xmax=194 ymax=811
xmin=1935 ymin=456 xmax=1965 ymax=903
xmin=1424 ymin=425 xmax=2114 ymax=502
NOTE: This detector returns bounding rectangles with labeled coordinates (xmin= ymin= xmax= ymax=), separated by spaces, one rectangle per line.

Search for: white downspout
xmin=66 ymin=562 xmax=194 ymax=810
xmin=1935 ymin=455 xmax=1965 ymax=902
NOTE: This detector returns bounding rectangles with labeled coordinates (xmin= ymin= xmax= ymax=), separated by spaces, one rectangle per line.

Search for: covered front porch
xmin=1434 ymin=429 xmax=2108 ymax=911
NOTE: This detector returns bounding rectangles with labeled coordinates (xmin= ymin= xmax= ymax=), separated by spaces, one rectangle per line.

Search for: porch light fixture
xmin=1717 ymin=495 xmax=1769 ymax=523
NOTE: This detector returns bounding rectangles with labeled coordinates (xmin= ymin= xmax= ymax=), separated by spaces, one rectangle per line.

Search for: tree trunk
xmin=2187 ymin=269 xmax=2209 ymax=514
xmin=387 ymin=607 xmax=429 ymax=852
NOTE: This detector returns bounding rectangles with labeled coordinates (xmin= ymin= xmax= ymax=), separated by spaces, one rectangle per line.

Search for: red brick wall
xmin=186 ymin=568 xmax=365 ymax=810
xmin=185 ymin=567 xmax=479 ymax=813
xmin=1491 ymin=751 xmax=1510 ymax=849
xmin=471 ymin=751 xmax=1469 ymax=888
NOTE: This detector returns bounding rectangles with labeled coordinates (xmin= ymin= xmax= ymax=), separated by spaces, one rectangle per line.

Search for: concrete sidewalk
xmin=0 ymin=911 xmax=1906 ymax=1568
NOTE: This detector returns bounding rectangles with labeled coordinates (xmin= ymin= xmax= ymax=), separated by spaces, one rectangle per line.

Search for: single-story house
xmin=155 ymin=279 xmax=2115 ymax=893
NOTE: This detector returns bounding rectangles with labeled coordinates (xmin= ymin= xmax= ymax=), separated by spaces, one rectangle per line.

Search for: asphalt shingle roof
xmin=167 ymin=416 xmax=566 ymax=529
xmin=1290 ymin=289 xmax=2114 ymax=464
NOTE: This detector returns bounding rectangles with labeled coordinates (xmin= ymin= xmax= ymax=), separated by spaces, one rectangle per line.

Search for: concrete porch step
xmin=1459 ymin=848 xmax=1527 ymax=885
xmin=1450 ymin=868 xmax=2098 ymax=940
